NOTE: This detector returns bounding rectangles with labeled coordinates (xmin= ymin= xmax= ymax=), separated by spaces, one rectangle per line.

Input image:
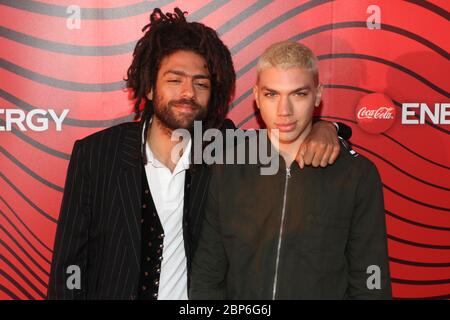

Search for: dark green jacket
xmin=190 ymin=142 xmax=392 ymax=300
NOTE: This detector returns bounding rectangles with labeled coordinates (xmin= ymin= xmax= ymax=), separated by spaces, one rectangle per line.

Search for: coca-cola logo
xmin=355 ymin=93 xmax=396 ymax=134
xmin=357 ymin=106 xmax=395 ymax=120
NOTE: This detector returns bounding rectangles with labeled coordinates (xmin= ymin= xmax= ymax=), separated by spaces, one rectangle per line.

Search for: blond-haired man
xmin=190 ymin=41 xmax=391 ymax=299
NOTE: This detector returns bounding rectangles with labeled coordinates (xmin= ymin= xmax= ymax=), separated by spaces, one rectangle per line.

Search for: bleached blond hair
xmin=256 ymin=41 xmax=319 ymax=85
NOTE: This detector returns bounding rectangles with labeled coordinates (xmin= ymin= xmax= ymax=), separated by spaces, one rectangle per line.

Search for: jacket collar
xmin=119 ymin=121 xmax=142 ymax=171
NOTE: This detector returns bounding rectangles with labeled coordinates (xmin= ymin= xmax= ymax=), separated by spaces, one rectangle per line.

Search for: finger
xmin=302 ymin=142 xmax=315 ymax=166
xmin=298 ymin=154 xmax=305 ymax=169
xmin=295 ymin=151 xmax=304 ymax=169
xmin=295 ymin=143 xmax=306 ymax=159
xmin=311 ymin=143 xmax=326 ymax=167
xmin=299 ymin=142 xmax=307 ymax=156
xmin=296 ymin=144 xmax=307 ymax=169
xmin=328 ymin=143 xmax=340 ymax=164
xmin=320 ymin=145 xmax=333 ymax=167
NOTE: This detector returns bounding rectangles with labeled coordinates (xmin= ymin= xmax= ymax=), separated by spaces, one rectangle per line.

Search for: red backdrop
xmin=0 ymin=0 xmax=449 ymax=299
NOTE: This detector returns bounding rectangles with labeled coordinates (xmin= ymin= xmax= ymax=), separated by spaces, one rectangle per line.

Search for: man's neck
xmin=270 ymin=123 xmax=312 ymax=168
xmin=147 ymin=116 xmax=187 ymax=172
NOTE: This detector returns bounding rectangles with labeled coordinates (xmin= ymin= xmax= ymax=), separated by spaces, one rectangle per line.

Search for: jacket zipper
xmin=272 ymin=167 xmax=291 ymax=300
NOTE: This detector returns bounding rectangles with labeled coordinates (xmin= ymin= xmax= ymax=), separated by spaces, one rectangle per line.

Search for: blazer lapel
xmin=116 ymin=122 xmax=142 ymax=274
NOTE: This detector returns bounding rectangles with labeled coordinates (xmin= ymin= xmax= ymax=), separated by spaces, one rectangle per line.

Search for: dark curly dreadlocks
xmin=125 ymin=7 xmax=235 ymax=164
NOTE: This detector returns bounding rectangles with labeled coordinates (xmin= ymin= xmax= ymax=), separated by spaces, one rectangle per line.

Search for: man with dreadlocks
xmin=48 ymin=8 xmax=352 ymax=300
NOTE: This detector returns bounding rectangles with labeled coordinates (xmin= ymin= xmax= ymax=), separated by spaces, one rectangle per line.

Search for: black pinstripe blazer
xmin=47 ymin=121 xmax=210 ymax=299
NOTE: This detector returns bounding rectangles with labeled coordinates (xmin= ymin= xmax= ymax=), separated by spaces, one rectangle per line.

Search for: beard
xmin=152 ymin=94 xmax=208 ymax=131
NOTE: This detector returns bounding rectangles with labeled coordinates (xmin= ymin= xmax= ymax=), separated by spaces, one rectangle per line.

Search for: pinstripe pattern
xmin=47 ymin=121 xmax=210 ymax=299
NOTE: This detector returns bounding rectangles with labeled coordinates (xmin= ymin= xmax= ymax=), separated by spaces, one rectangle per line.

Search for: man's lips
xmin=173 ymin=103 xmax=195 ymax=112
xmin=275 ymin=122 xmax=297 ymax=132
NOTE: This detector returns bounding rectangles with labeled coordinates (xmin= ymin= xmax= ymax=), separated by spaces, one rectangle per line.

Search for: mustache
xmin=169 ymin=99 xmax=202 ymax=109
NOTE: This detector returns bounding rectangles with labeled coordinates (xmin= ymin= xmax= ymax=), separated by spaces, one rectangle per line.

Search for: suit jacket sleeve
xmin=189 ymin=166 xmax=228 ymax=299
xmin=47 ymin=139 xmax=93 ymax=299
xmin=311 ymin=117 xmax=352 ymax=140
xmin=335 ymin=121 xmax=352 ymax=141
xmin=346 ymin=161 xmax=392 ymax=299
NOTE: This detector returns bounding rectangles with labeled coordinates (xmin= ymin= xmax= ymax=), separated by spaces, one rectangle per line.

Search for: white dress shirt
xmin=143 ymin=128 xmax=191 ymax=300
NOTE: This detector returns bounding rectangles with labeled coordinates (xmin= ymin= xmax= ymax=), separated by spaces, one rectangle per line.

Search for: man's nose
xmin=180 ymin=80 xmax=195 ymax=99
xmin=277 ymin=96 xmax=292 ymax=116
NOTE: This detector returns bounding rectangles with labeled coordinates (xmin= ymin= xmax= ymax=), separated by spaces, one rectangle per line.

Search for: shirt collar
xmin=143 ymin=119 xmax=192 ymax=172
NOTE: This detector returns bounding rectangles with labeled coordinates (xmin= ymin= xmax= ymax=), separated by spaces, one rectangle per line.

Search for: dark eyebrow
xmin=163 ymin=70 xmax=210 ymax=80
xmin=192 ymin=75 xmax=211 ymax=80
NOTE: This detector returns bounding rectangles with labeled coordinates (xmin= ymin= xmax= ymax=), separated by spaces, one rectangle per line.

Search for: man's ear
xmin=314 ymin=84 xmax=323 ymax=107
xmin=146 ymin=89 xmax=153 ymax=101
xmin=253 ymin=85 xmax=260 ymax=109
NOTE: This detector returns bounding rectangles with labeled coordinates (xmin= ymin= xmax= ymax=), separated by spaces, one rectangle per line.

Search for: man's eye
xmin=264 ymin=92 xmax=277 ymax=97
xmin=295 ymin=92 xmax=308 ymax=96
xmin=168 ymin=79 xmax=181 ymax=83
xmin=195 ymin=82 xmax=210 ymax=89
